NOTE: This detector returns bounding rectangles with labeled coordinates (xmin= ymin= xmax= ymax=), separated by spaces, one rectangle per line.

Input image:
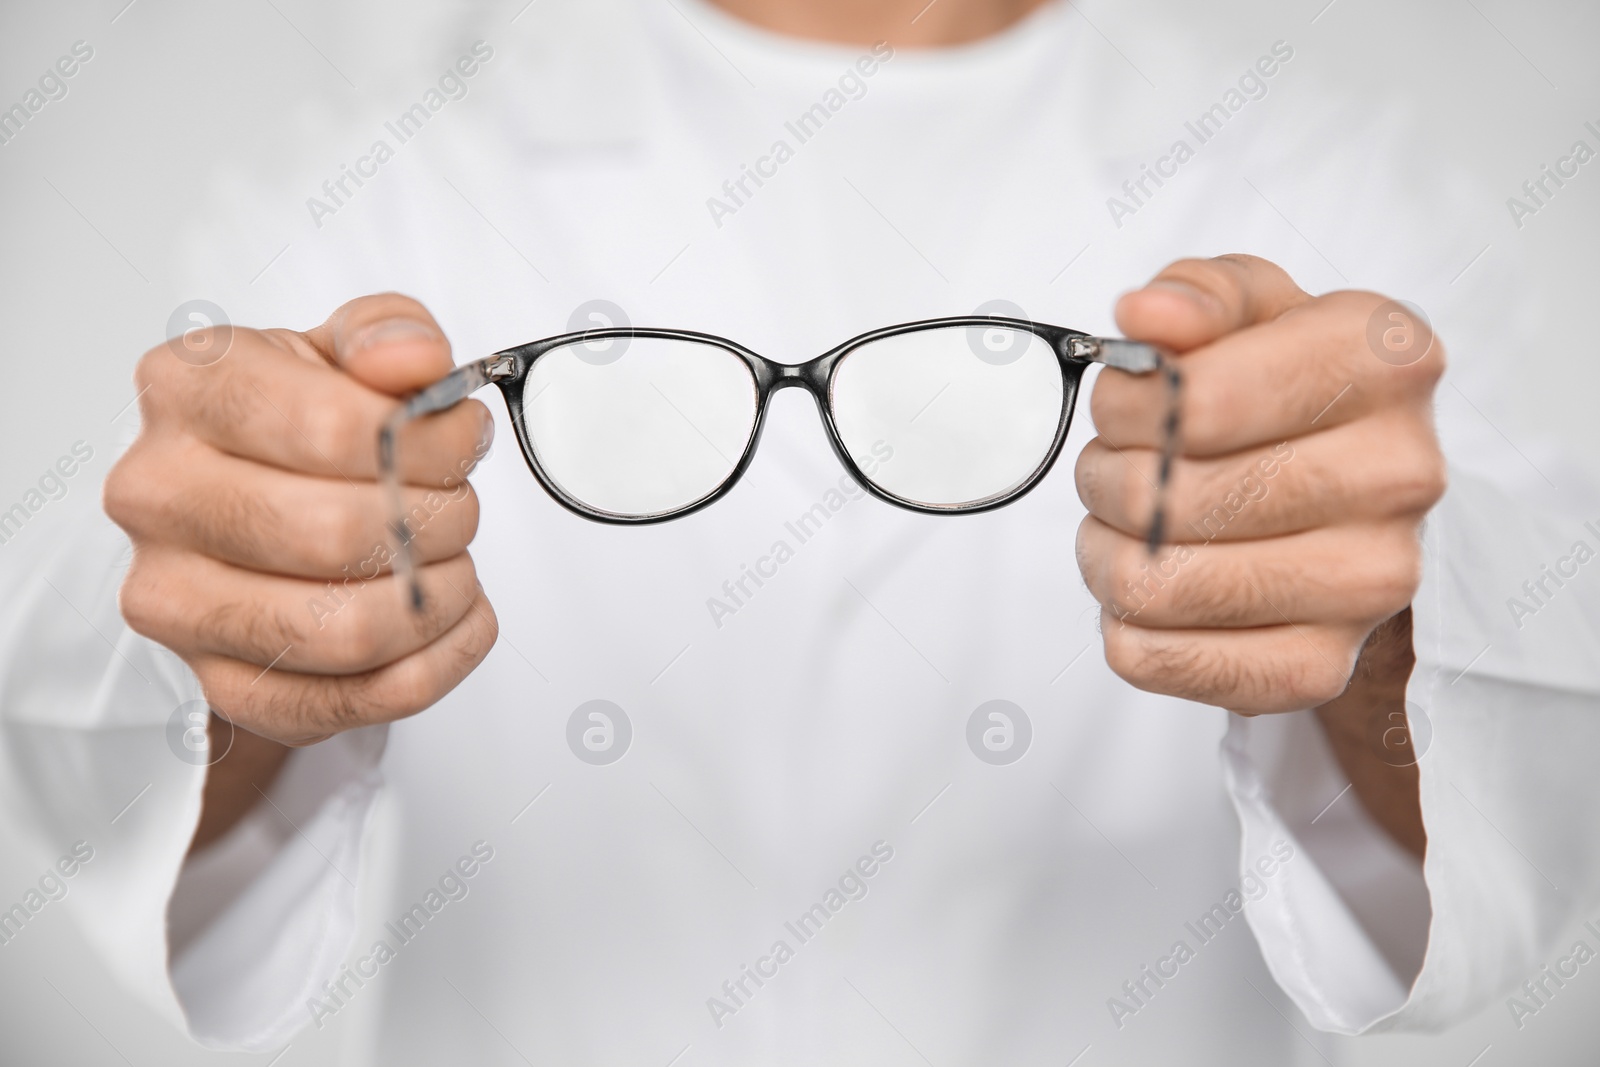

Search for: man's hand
xmin=106 ymin=294 xmax=499 ymax=841
xmin=1075 ymin=255 xmax=1445 ymax=851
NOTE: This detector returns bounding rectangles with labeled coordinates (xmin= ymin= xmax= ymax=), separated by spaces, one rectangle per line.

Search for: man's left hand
xmin=1075 ymin=254 xmax=1446 ymax=716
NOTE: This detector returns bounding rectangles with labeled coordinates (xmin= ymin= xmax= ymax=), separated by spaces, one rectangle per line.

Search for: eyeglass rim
xmin=489 ymin=315 xmax=1104 ymax=526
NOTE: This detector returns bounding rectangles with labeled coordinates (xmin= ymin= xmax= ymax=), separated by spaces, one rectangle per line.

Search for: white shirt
xmin=3 ymin=0 xmax=1598 ymax=1063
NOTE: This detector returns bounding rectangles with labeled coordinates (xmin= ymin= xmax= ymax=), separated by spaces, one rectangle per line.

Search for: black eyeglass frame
xmin=380 ymin=316 xmax=1176 ymax=607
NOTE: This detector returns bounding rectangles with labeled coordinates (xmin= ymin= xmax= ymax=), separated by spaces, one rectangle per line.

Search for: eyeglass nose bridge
xmin=763 ymin=356 xmax=834 ymax=396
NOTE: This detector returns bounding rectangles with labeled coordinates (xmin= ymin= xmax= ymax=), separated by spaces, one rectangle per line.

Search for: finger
xmin=1113 ymin=254 xmax=1311 ymax=352
xmin=107 ymin=436 xmax=480 ymax=578
xmin=120 ymin=544 xmax=482 ymax=675
xmin=135 ymin=330 xmax=492 ymax=483
xmin=192 ymin=585 xmax=499 ymax=745
xmin=1091 ymin=290 xmax=1443 ymax=454
xmin=1075 ymin=413 xmax=1446 ymax=542
xmin=1077 ymin=516 xmax=1420 ymax=629
xmin=1100 ymin=610 xmax=1366 ymax=715
xmin=301 ymin=292 xmax=456 ymax=397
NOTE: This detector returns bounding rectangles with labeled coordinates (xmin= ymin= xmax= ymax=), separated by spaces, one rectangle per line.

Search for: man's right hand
xmin=106 ymin=293 xmax=500 ymax=753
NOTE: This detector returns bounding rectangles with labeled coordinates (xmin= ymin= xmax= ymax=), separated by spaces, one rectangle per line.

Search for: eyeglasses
xmin=379 ymin=316 xmax=1180 ymax=610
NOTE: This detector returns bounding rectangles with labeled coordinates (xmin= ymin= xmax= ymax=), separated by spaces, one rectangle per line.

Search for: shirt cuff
xmin=169 ymin=724 xmax=387 ymax=1051
xmin=1220 ymin=707 xmax=1430 ymax=1034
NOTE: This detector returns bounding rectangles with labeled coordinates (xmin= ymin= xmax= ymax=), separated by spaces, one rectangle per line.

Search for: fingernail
xmin=1147 ymin=279 xmax=1221 ymax=313
xmin=349 ymin=318 xmax=439 ymax=354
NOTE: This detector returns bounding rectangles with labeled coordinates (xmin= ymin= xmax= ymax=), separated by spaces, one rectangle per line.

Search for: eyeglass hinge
xmin=483 ymin=353 xmax=518 ymax=381
xmin=1068 ymin=337 xmax=1162 ymax=374
xmin=1066 ymin=337 xmax=1097 ymax=361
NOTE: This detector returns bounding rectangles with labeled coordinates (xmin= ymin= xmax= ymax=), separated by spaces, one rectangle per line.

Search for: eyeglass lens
xmin=831 ymin=325 xmax=1067 ymax=508
xmin=521 ymin=336 xmax=760 ymax=518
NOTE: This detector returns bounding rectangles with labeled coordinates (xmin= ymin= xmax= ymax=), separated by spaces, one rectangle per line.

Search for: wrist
xmin=189 ymin=714 xmax=293 ymax=854
xmin=1312 ymin=608 xmax=1426 ymax=858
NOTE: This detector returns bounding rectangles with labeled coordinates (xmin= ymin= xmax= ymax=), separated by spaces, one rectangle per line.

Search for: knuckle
xmin=1088 ymin=376 xmax=1137 ymax=442
xmin=1181 ymin=475 xmax=1240 ymax=542
xmin=310 ymin=500 xmax=374 ymax=571
xmin=318 ymin=591 xmax=393 ymax=668
xmin=343 ymin=657 xmax=429 ymax=723
xmin=133 ymin=345 xmax=170 ymax=394
xmin=1087 ymin=386 xmax=1115 ymax=440
xmin=1072 ymin=445 xmax=1101 ymax=511
xmin=1172 ymin=563 xmax=1255 ymax=627
xmin=1391 ymin=440 xmax=1448 ymax=513
xmin=207 ymin=598 xmax=308 ymax=665
xmin=207 ymin=358 xmax=263 ymax=433
xmin=198 ymin=477 xmax=278 ymax=562
xmin=102 ymin=448 xmax=150 ymax=530
xmin=1420 ymin=451 xmax=1449 ymax=505
xmin=415 ymin=589 xmax=461 ymax=646
xmin=328 ymin=610 xmax=385 ymax=671
xmin=474 ymin=596 xmax=500 ymax=650
xmin=1184 ymin=456 xmax=1257 ymax=537
xmin=262 ymin=600 xmax=313 ymax=657
xmin=1125 ymin=630 xmax=1216 ymax=696
xmin=188 ymin=663 xmax=243 ymax=718
xmin=447 ymin=483 xmax=482 ymax=545
xmin=299 ymin=399 xmax=361 ymax=470
xmin=1100 ymin=540 xmax=1149 ymax=617
xmin=1100 ymin=621 xmax=1148 ymax=685
xmin=1297 ymin=671 xmax=1350 ymax=709
xmin=1369 ymin=533 xmax=1423 ymax=614
xmin=1073 ymin=442 xmax=1141 ymax=526
xmin=314 ymin=676 xmax=375 ymax=733
xmin=117 ymin=554 xmax=167 ymax=639
xmin=1073 ymin=516 xmax=1098 ymax=581
xmin=1420 ymin=336 xmax=1448 ymax=384
xmin=1179 ymin=379 xmax=1224 ymax=451
xmin=1292 ymin=649 xmax=1354 ymax=707
xmin=448 ymin=609 xmax=494 ymax=677
xmin=1118 ymin=452 xmax=1155 ymax=528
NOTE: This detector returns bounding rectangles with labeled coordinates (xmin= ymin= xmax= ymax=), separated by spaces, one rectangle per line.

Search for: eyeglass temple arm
xmin=1069 ymin=337 xmax=1182 ymax=553
xmin=1068 ymin=336 xmax=1163 ymax=373
xmin=379 ymin=354 xmax=519 ymax=612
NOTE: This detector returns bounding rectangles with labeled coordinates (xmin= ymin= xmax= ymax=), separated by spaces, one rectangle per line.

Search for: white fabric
xmin=2 ymin=0 xmax=1597 ymax=1062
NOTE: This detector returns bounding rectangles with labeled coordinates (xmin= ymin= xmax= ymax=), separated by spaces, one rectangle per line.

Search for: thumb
xmin=302 ymin=292 xmax=455 ymax=397
xmin=1113 ymin=254 xmax=1310 ymax=353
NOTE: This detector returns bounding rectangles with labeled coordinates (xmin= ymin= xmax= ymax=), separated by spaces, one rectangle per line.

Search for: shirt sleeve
xmin=0 ymin=507 xmax=388 ymax=1052
xmin=1221 ymin=466 xmax=1600 ymax=1034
